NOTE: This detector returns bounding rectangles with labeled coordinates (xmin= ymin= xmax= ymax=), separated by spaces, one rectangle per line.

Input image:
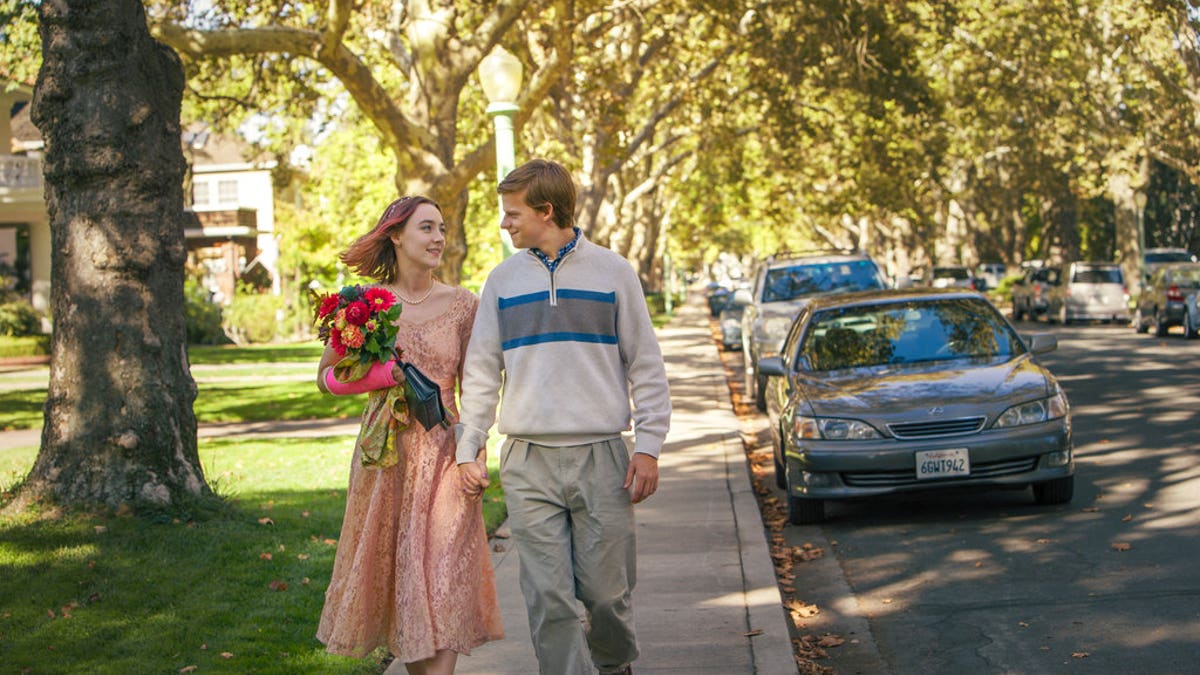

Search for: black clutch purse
xmin=401 ymin=361 xmax=451 ymax=430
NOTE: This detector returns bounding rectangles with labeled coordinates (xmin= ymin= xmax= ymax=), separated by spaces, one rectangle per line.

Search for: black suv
xmin=733 ymin=250 xmax=888 ymax=410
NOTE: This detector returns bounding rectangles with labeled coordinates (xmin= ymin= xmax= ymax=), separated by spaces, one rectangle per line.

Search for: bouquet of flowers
xmin=314 ymin=284 xmax=403 ymax=367
xmin=313 ymin=284 xmax=409 ymax=468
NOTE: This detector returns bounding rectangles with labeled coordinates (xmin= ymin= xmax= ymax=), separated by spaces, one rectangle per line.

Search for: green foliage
xmin=0 ymin=300 xmax=41 ymax=337
xmin=0 ymin=0 xmax=40 ymax=85
xmin=184 ymin=277 xmax=229 ymax=345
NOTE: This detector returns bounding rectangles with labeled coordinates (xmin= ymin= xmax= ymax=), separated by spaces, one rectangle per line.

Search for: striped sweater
xmin=455 ymin=236 xmax=671 ymax=463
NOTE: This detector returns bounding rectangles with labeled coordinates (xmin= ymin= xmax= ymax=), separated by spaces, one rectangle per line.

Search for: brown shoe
xmin=598 ymin=668 xmax=631 ymax=675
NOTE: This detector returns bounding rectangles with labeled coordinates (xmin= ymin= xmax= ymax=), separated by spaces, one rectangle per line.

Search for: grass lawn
xmin=0 ymin=346 xmax=345 ymax=432
xmin=0 ymin=436 xmax=505 ymax=675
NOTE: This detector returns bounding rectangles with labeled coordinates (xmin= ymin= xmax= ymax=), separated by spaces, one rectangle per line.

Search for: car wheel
xmin=1033 ymin=475 xmax=1074 ymax=505
xmin=1185 ymin=309 xmax=1198 ymax=340
xmin=754 ymin=373 xmax=768 ymax=413
xmin=787 ymin=493 xmax=825 ymax=524
xmin=1153 ymin=309 xmax=1169 ymax=337
xmin=1133 ymin=308 xmax=1148 ymax=334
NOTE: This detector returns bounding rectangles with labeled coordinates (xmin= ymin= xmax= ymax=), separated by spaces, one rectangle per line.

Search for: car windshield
xmin=1146 ymin=251 xmax=1196 ymax=263
xmin=798 ymin=297 xmax=1023 ymax=371
xmin=762 ymin=260 xmax=885 ymax=302
xmin=1072 ymin=267 xmax=1123 ymax=284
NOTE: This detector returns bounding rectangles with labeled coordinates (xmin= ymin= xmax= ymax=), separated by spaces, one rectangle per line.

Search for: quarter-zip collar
xmin=527 ymin=228 xmax=583 ymax=306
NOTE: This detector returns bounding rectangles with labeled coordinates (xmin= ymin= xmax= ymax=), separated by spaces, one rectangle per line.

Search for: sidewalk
xmin=452 ymin=295 xmax=795 ymax=674
xmin=0 ymin=295 xmax=798 ymax=673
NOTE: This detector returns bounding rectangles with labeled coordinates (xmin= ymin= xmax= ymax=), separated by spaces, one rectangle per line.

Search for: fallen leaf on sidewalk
xmin=1111 ymin=542 xmax=1132 ymax=552
xmin=817 ymin=634 xmax=845 ymax=648
xmin=786 ymin=599 xmax=820 ymax=620
xmin=743 ymin=629 xmax=764 ymax=637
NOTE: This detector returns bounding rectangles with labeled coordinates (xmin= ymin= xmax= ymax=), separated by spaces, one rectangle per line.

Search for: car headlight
xmin=993 ymin=389 xmax=1068 ymax=428
xmin=793 ymin=416 xmax=881 ymax=440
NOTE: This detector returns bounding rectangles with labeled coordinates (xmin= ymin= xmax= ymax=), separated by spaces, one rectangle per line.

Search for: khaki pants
xmin=500 ymin=438 xmax=639 ymax=675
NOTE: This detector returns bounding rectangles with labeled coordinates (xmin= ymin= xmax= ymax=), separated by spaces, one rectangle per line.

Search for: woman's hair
xmin=340 ymin=195 xmax=441 ymax=283
xmin=498 ymin=159 xmax=576 ymax=229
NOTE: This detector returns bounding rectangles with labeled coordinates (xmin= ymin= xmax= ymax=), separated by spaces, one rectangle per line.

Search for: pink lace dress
xmin=317 ymin=287 xmax=503 ymax=661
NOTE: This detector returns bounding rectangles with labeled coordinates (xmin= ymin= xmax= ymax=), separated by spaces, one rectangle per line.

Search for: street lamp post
xmin=479 ymin=46 xmax=524 ymax=259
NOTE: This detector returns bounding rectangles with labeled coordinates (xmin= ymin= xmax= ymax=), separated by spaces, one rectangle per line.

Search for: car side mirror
xmin=731 ymin=289 xmax=753 ymax=307
xmin=758 ymin=356 xmax=787 ymax=377
xmin=1025 ymin=333 xmax=1057 ymax=354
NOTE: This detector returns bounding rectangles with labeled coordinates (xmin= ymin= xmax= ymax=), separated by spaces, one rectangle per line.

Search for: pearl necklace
xmin=390 ymin=281 xmax=436 ymax=305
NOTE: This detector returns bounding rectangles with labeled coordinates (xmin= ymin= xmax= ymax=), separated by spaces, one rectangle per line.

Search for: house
xmin=182 ymin=123 xmax=281 ymax=303
xmin=0 ymin=80 xmax=281 ymax=329
xmin=0 ymin=82 xmax=49 ymax=323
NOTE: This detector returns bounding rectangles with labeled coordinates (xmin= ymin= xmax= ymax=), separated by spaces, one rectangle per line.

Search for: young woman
xmin=315 ymin=196 xmax=502 ymax=674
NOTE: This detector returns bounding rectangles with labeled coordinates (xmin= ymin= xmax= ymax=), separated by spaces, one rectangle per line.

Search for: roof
xmin=762 ymin=251 xmax=874 ymax=269
xmin=803 ymin=287 xmax=987 ymax=311
xmin=10 ymin=103 xmax=39 ymax=146
xmin=184 ymin=123 xmax=272 ymax=167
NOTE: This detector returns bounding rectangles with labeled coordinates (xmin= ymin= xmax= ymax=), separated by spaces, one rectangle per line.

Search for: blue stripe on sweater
xmin=556 ymin=289 xmax=616 ymax=303
xmin=502 ymin=332 xmax=619 ymax=350
xmin=498 ymin=291 xmax=550 ymax=309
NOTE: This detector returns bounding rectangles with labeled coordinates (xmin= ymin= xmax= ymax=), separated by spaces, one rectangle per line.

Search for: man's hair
xmin=498 ymin=159 xmax=576 ymax=229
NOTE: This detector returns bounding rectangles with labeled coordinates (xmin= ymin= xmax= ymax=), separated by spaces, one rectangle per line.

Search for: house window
xmin=218 ymin=180 xmax=239 ymax=205
xmin=193 ymin=181 xmax=210 ymax=206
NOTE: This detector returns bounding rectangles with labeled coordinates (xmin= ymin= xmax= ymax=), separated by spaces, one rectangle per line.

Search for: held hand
xmin=623 ymin=453 xmax=659 ymax=504
xmin=390 ymin=361 xmax=405 ymax=385
xmin=457 ymin=449 xmax=489 ymax=499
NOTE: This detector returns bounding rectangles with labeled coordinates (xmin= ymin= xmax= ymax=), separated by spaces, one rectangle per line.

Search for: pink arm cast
xmin=323 ymin=360 xmax=399 ymax=395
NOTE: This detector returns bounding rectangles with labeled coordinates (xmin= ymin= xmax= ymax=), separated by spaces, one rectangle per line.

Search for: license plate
xmin=916 ymin=448 xmax=970 ymax=480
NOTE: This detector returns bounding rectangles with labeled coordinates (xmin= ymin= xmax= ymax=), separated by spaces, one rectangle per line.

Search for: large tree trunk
xmin=17 ymin=0 xmax=209 ymax=509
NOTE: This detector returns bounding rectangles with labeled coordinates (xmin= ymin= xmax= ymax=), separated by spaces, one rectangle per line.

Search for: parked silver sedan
xmin=758 ymin=288 xmax=1074 ymax=524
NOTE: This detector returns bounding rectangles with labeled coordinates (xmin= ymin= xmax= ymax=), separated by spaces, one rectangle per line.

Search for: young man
xmin=456 ymin=159 xmax=671 ymax=675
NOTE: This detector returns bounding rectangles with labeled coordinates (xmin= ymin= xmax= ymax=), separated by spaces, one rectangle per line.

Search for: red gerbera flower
xmin=363 ymin=286 xmax=397 ymax=313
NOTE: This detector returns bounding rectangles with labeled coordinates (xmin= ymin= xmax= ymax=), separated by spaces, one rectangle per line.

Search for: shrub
xmin=223 ymin=286 xmax=288 ymax=344
xmin=0 ymin=301 xmax=41 ymax=337
xmin=185 ymin=278 xmax=229 ymax=345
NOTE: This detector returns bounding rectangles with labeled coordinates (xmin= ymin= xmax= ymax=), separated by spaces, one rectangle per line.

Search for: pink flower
xmin=345 ymin=301 xmax=371 ymax=326
xmin=364 ymin=287 xmax=396 ymax=313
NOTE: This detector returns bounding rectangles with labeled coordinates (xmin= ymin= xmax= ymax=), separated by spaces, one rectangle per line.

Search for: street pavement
xmin=0 ymin=294 xmax=800 ymax=674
